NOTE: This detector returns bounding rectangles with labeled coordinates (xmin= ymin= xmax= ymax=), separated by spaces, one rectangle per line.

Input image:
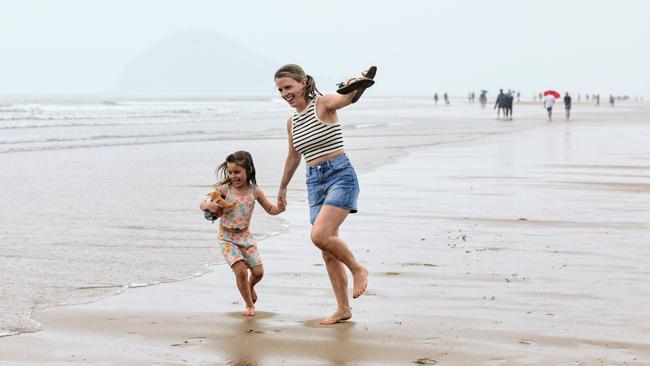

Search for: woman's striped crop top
xmin=291 ymin=97 xmax=344 ymax=162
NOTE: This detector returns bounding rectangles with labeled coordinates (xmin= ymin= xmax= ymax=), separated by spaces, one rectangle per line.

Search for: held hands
xmin=270 ymin=202 xmax=286 ymax=215
xmin=268 ymin=188 xmax=287 ymax=216
xmin=277 ymin=187 xmax=287 ymax=207
xmin=269 ymin=189 xmax=287 ymax=216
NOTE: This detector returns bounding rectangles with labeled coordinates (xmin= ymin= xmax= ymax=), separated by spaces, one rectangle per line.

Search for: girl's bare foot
xmin=242 ymin=306 xmax=255 ymax=317
xmin=319 ymin=307 xmax=352 ymax=325
xmin=352 ymin=267 xmax=368 ymax=298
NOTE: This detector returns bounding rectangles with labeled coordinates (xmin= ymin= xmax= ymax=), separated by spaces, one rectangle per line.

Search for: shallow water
xmin=1 ymin=96 xmax=638 ymax=336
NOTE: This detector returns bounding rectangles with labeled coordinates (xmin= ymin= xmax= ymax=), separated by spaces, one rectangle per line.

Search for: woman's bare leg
xmin=319 ymin=248 xmax=352 ymax=325
xmin=232 ymin=261 xmax=255 ymax=316
xmin=311 ymin=205 xmax=368 ymax=299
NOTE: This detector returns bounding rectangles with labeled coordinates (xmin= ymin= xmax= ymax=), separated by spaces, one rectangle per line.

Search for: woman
xmin=274 ymin=64 xmax=374 ymax=325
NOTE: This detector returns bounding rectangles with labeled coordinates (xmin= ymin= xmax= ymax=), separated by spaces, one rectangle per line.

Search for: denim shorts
xmin=305 ymin=154 xmax=360 ymax=224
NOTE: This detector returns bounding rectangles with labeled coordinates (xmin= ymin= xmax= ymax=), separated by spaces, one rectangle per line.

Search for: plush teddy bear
xmin=203 ymin=189 xmax=237 ymax=221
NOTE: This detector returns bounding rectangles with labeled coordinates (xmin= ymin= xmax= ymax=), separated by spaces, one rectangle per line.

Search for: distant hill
xmin=117 ymin=31 xmax=280 ymax=96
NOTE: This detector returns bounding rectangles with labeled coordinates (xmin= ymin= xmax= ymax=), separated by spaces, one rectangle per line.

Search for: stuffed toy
xmin=204 ymin=189 xmax=237 ymax=221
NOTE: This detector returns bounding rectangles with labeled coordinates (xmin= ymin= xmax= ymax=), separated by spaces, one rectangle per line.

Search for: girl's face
xmin=227 ymin=162 xmax=247 ymax=189
xmin=275 ymin=76 xmax=306 ymax=108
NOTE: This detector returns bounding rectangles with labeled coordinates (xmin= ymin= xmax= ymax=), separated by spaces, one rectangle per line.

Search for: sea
xmin=0 ymin=96 xmax=304 ymax=336
xmin=0 ymin=95 xmax=573 ymax=337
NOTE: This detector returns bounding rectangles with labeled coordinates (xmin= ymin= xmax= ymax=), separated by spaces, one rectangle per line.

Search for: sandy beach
xmin=1 ymin=100 xmax=649 ymax=365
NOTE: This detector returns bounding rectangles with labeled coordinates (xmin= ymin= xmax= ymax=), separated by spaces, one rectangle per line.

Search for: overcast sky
xmin=2 ymin=0 xmax=649 ymax=97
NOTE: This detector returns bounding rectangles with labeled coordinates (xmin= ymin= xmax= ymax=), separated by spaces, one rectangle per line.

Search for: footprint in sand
xmin=413 ymin=357 xmax=437 ymax=365
xmin=401 ymin=262 xmax=437 ymax=267
xmin=171 ymin=338 xmax=205 ymax=347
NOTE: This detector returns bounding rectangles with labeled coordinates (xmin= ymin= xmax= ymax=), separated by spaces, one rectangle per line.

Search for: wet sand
xmin=2 ymin=104 xmax=650 ymax=365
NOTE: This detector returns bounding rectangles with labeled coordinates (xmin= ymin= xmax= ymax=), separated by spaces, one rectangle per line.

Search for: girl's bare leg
xmin=320 ymin=249 xmax=352 ymax=325
xmin=311 ymin=205 xmax=368 ymax=299
xmin=232 ymin=261 xmax=255 ymax=316
xmin=249 ymin=264 xmax=264 ymax=304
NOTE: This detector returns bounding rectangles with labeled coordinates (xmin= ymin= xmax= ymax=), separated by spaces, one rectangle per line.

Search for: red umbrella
xmin=543 ymin=90 xmax=561 ymax=98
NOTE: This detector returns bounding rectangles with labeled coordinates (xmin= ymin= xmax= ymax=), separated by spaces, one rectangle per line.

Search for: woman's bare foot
xmin=352 ymin=267 xmax=368 ymax=298
xmin=319 ymin=307 xmax=352 ymax=325
xmin=242 ymin=306 xmax=255 ymax=317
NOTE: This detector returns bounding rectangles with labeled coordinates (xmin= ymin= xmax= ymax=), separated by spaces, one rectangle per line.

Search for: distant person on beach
xmin=564 ymin=92 xmax=572 ymax=121
xmin=434 ymin=92 xmax=439 ymax=104
xmin=544 ymin=94 xmax=555 ymax=121
xmin=595 ymin=94 xmax=600 ymax=106
xmin=504 ymin=90 xmax=514 ymax=120
xmin=479 ymin=90 xmax=487 ymax=107
xmin=274 ymin=64 xmax=372 ymax=325
xmin=494 ymin=89 xmax=505 ymax=119
xmin=200 ymin=151 xmax=285 ymax=317
xmin=609 ymin=94 xmax=615 ymax=107
xmin=443 ymin=92 xmax=450 ymax=105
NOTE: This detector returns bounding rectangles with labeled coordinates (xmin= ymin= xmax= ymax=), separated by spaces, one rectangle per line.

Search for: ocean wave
xmin=0 ymin=317 xmax=43 ymax=337
xmin=0 ymin=104 xmax=241 ymax=127
xmin=0 ymin=104 xmax=44 ymax=114
xmin=0 ymin=130 xmax=219 ymax=145
xmin=0 ymin=132 xmax=283 ymax=154
xmin=0 ymin=125 xmax=285 ymax=145
xmin=0 ymin=114 xmax=230 ymax=129
xmin=348 ymin=123 xmax=381 ymax=129
xmin=0 ymin=111 xmax=217 ymax=122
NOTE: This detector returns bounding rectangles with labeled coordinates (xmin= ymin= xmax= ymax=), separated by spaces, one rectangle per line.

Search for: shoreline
xmin=0 ymin=99 xmax=548 ymax=337
xmin=2 ymin=102 xmax=649 ymax=365
xmin=1 ymin=97 xmax=553 ymax=337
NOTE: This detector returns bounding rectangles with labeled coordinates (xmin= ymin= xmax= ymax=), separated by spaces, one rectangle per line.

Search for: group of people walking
xmin=543 ymin=92 xmax=572 ymax=121
xmin=494 ymin=89 xmax=514 ymax=120
xmin=436 ymin=89 xmax=581 ymax=122
xmin=433 ymin=92 xmax=450 ymax=105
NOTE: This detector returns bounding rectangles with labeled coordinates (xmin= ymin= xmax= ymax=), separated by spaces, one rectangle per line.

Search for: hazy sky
xmin=2 ymin=0 xmax=649 ymax=97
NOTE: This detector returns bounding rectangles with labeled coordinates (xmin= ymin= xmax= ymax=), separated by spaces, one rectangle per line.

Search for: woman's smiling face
xmin=275 ymin=76 xmax=305 ymax=108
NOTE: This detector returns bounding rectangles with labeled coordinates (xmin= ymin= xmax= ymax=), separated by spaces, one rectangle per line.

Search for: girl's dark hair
xmin=216 ymin=151 xmax=257 ymax=186
xmin=274 ymin=64 xmax=321 ymax=100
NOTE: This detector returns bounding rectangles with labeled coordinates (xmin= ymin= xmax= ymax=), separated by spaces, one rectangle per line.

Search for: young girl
xmin=200 ymin=151 xmax=285 ymax=316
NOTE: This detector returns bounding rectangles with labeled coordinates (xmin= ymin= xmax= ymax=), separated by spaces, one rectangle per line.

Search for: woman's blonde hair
xmin=274 ymin=64 xmax=321 ymax=99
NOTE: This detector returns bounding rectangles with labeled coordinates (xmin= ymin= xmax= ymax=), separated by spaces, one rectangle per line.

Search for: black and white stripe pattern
xmin=292 ymin=97 xmax=344 ymax=162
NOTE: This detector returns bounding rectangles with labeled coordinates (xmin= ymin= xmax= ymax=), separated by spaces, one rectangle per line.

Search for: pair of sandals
xmin=336 ymin=66 xmax=377 ymax=104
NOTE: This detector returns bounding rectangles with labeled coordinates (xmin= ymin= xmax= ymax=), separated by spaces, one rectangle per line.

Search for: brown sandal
xmin=337 ymin=66 xmax=377 ymax=103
